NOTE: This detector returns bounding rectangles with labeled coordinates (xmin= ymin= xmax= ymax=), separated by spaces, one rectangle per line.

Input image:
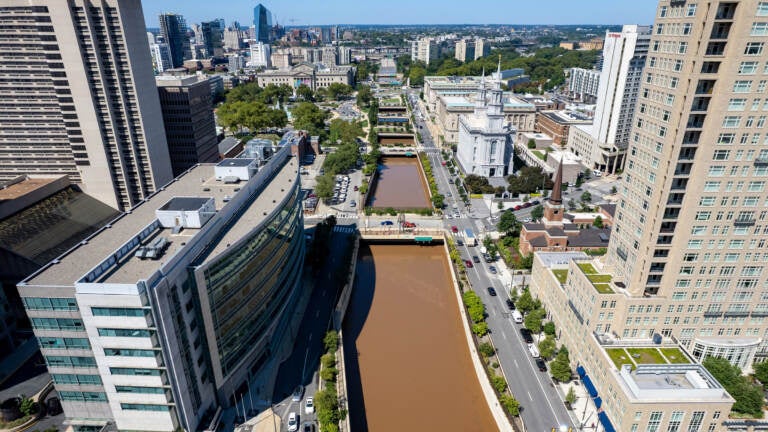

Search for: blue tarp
xmin=594 ymin=397 xmax=602 ymax=409
xmin=577 ymin=365 xmax=586 ymax=378
xmin=598 ymin=411 xmax=616 ymax=432
xmin=583 ymin=375 xmax=598 ymax=398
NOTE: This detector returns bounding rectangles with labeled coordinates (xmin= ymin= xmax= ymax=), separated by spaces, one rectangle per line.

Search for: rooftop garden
xmin=604 ymin=347 xmax=690 ymax=370
xmin=532 ymin=150 xmax=546 ymax=161
xmin=552 ymin=269 xmax=568 ymax=284
xmin=577 ymin=262 xmax=614 ymax=294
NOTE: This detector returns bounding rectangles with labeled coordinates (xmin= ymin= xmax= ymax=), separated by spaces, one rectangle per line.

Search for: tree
xmin=517 ymin=289 xmax=535 ymax=314
xmin=497 ymin=210 xmax=520 ymax=234
xmin=478 ymin=342 xmax=496 ymax=358
xmin=326 ymin=82 xmax=353 ymax=100
xmin=315 ymin=175 xmax=335 ymax=199
xmin=527 ymin=138 xmax=536 ymax=149
xmin=580 ymin=191 xmax=592 ymax=203
xmin=507 ymin=165 xmax=552 ymax=194
xmin=409 ymin=64 xmax=426 ymax=86
xmin=324 ymin=331 xmax=339 ymax=352
xmin=524 ymin=308 xmax=545 ymax=334
xmin=19 ymin=397 xmax=36 ymax=416
xmin=464 ymin=174 xmax=495 ymax=194
xmin=539 ymin=335 xmax=557 ymax=359
xmin=356 ymin=85 xmax=372 ymax=107
xmin=610 ymin=186 xmax=617 ymax=194
xmin=292 ymin=102 xmax=328 ymax=136
xmin=567 ymin=199 xmax=577 ymax=210
xmin=296 ymin=84 xmax=314 ymax=101
xmin=565 ymin=386 xmax=577 ymax=406
xmin=593 ymin=216 xmax=604 ymax=228
xmin=530 ymin=205 xmax=544 ymax=221
xmin=431 ymin=193 xmax=445 ymax=208
xmin=754 ymin=361 xmax=768 ymax=388
xmin=550 ymin=348 xmax=572 ymax=382
xmin=499 ymin=394 xmax=520 ymax=416
xmin=472 ymin=321 xmax=489 ymax=337
xmin=543 ymin=321 xmax=556 ymax=336
xmin=703 ymin=356 xmax=765 ymax=417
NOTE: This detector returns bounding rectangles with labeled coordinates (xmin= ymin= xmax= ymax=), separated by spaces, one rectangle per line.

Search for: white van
xmin=529 ymin=344 xmax=540 ymax=358
xmin=511 ymin=310 xmax=523 ymax=323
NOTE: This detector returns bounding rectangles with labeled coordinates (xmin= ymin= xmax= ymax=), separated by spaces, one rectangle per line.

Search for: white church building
xmin=455 ymin=63 xmax=516 ymax=178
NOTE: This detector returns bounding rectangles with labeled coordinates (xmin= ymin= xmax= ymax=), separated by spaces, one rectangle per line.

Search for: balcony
xmin=715 ymin=3 xmax=737 ymax=20
xmin=754 ymin=158 xmax=768 ymax=167
xmin=703 ymin=311 xmax=723 ymax=317
xmin=724 ymin=311 xmax=750 ymax=317
xmin=705 ymin=42 xmax=726 ymax=57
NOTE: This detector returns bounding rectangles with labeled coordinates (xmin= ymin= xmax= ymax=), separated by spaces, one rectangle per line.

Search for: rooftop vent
xmin=135 ymin=237 xmax=169 ymax=260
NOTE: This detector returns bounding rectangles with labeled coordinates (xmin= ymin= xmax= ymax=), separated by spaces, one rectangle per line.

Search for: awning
xmin=594 ymin=397 xmax=602 ymax=409
xmin=598 ymin=411 xmax=616 ymax=432
xmin=577 ymin=365 xmax=586 ymax=378
xmin=583 ymin=375 xmax=598 ymax=398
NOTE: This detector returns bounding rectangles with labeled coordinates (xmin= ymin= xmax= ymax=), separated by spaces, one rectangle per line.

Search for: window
xmin=98 ymin=328 xmax=152 ymax=337
xmin=717 ymin=133 xmax=736 ymax=144
xmin=739 ymin=62 xmax=760 ymax=74
xmin=723 ymin=116 xmax=742 ymax=128
xmin=22 ymin=297 xmax=77 ymax=311
xmin=746 ymin=42 xmax=765 ymax=56
xmin=45 ymin=356 xmax=96 ymax=368
xmin=679 ymin=42 xmax=688 ymax=54
xmin=120 ymin=403 xmax=170 ymax=412
xmin=103 ymin=348 xmax=155 ymax=357
xmin=648 ymin=411 xmax=663 ymax=432
xmin=110 ymin=367 xmax=161 ymax=376
xmin=59 ymin=391 xmax=107 ymax=402
xmin=667 ymin=411 xmax=684 ymax=432
xmin=660 ymin=6 xmax=668 ymax=17
xmin=752 ymin=22 xmax=768 ymax=36
xmin=38 ymin=337 xmax=90 ymax=350
xmin=734 ymin=81 xmax=753 ymax=92
xmin=709 ymin=166 xmax=726 ymax=176
xmin=115 ymin=386 xmax=165 ymax=394
xmin=729 ymin=98 xmax=747 ymax=110
xmin=760 ymin=2 xmax=768 ymax=16
xmin=52 ymin=374 xmax=102 ymax=385
xmin=687 ymin=4 xmax=697 ymax=16
xmin=31 ymin=318 xmax=84 ymax=331
xmin=713 ymin=150 xmax=731 ymax=160
xmin=91 ymin=307 xmax=145 ymax=317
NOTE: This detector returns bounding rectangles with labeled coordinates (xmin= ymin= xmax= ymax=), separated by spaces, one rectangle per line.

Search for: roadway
xmin=406 ymin=88 xmax=574 ymax=432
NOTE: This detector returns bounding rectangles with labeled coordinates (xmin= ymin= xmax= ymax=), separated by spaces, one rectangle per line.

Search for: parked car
xmin=520 ymin=328 xmax=534 ymax=344
xmin=381 ymin=220 xmax=394 ymax=226
xmin=487 ymin=287 xmax=497 ymax=296
xmin=354 ymin=185 xmax=359 ymax=191
xmin=522 ymin=202 xmax=532 ymax=209
xmin=472 ymin=255 xmax=481 ymax=263
xmin=535 ymin=358 xmax=548 ymax=372
xmin=451 ymin=225 xmax=459 ymax=233
xmin=489 ymin=266 xmax=498 ymax=275
xmin=506 ymin=299 xmax=516 ymax=310
xmin=305 ymin=397 xmax=314 ymax=414
xmin=287 ymin=412 xmax=299 ymax=432
xmin=464 ymin=259 xmax=473 ymax=268
xmin=350 ymin=200 xmax=356 ymax=207
xmin=456 ymin=239 xmax=464 ymax=246
xmin=531 ymin=200 xmax=540 ymax=205
xmin=302 ymin=423 xmax=316 ymax=432
xmin=291 ymin=386 xmax=304 ymax=402
xmin=402 ymin=221 xmax=416 ymax=228
xmin=514 ymin=205 xmax=522 ymax=211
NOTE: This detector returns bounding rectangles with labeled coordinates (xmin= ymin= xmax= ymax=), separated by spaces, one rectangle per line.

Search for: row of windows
xmin=91 ymin=307 xmax=145 ymax=317
xmin=39 ymin=337 xmax=90 ymax=350
xmin=120 ymin=403 xmax=169 ymax=412
xmin=32 ymin=318 xmax=83 ymax=331
xmin=59 ymin=391 xmax=106 ymax=402
xmin=45 ymin=355 xmax=96 ymax=368
xmin=97 ymin=328 xmax=152 ymax=337
xmin=103 ymin=348 xmax=155 ymax=357
xmin=22 ymin=297 xmax=77 ymax=311
xmin=52 ymin=373 xmax=101 ymax=385
xmin=109 ymin=367 xmax=161 ymax=376
xmin=115 ymin=386 xmax=165 ymax=394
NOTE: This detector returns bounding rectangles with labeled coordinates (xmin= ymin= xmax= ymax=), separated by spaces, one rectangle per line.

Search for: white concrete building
xmin=411 ymin=37 xmax=438 ymax=65
xmin=456 ymin=65 xmax=514 ymax=178
xmin=248 ymin=40 xmax=271 ymax=68
xmin=150 ymin=43 xmax=173 ymax=73
xmin=568 ymin=67 xmax=601 ymax=103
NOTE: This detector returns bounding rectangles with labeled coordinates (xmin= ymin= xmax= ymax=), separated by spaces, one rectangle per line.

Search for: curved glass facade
xmin=203 ymin=184 xmax=304 ymax=377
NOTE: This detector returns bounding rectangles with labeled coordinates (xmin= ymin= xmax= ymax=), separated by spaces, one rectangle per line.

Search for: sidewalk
xmin=555 ymin=379 xmax=600 ymax=430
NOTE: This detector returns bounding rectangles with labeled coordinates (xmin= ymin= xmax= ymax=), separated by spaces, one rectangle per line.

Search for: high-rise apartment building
xmin=156 ymin=76 xmax=220 ymax=176
xmin=223 ymin=23 xmax=243 ymax=51
xmin=248 ymin=41 xmax=271 ymax=68
xmin=150 ymin=43 xmax=173 ymax=73
xmin=253 ymin=3 xmax=272 ymax=44
xmin=200 ymin=20 xmax=224 ymax=58
xmin=159 ymin=13 xmax=190 ymax=68
xmin=18 ymin=145 xmax=306 ymax=432
xmin=531 ymin=2 xmax=768 ymax=430
xmin=474 ymin=38 xmax=491 ymax=60
xmin=338 ymin=46 xmax=352 ymax=65
xmin=455 ymin=38 xmax=476 ymax=63
xmin=0 ymin=1 xmax=173 ymax=210
xmin=568 ymin=67 xmax=601 ymax=103
xmin=411 ymin=37 xmax=439 ymax=65
xmin=567 ymin=25 xmax=651 ymax=173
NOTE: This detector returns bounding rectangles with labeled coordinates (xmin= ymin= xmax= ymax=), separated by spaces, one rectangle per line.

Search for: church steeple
xmin=475 ymin=67 xmax=488 ymax=112
xmin=543 ymin=159 xmax=565 ymax=225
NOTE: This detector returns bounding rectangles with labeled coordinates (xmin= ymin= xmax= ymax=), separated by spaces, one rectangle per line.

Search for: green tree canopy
xmin=292 ymin=102 xmax=328 ymax=136
xmin=753 ymin=361 xmax=768 ymax=388
xmin=356 ymin=84 xmax=372 ymax=107
xmin=507 ymin=165 xmax=553 ymax=195
xmin=498 ymin=210 xmax=519 ymax=234
xmin=315 ymin=174 xmax=336 ymax=199
xmin=409 ymin=64 xmax=426 ymax=86
xmin=530 ymin=205 xmax=544 ymax=221
xmin=464 ymin=174 xmax=495 ymax=194
xmin=524 ymin=308 xmax=545 ymax=334
xmin=580 ymin=191 xmax=592 ymax=203
xmin=326 ymin=83 xmax=353 ymax=100
xmin=539 ymin=335 xmax=557 ymax=359
xmin=704 ymin=356 xmax=764 ymax=417
xmin=517 ymin=289 xmax=535 ymax=314
xmin=296 ymin=84 xmax=314 ymax=101
xmin=593 ymin=215 xmax=604 ymax=228
xmin=550 ymin=347 xmax=572 ymax=382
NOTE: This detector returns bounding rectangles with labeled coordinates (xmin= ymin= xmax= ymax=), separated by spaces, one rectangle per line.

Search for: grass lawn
xmin=532 ymin=150 xmax=546 ymax=161
xmin=587 ymin=274 xmax=613 ymax=283
xmin=593 ymin=283 xmax=614 ymax=294
xmin=577 ymin=262 xmax=598 ymax=274
xmin=605 ymin=348 xmax=635 ymax=370
xmin=626 ymin=347 xmax=667 ymax=365
xmin=660 ymin=347 xmax=690 ymax=364
xmin=552 ymin=269 xmax=568 ymax=284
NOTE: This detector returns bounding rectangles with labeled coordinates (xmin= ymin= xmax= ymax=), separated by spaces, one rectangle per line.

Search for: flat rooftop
xmin=24 ymin=155 xmax=298 ymax=286
xmin=0 ymin=176 xmax=63 ymax=201
xmin=616 ymin=364 xmax=733 ymax=403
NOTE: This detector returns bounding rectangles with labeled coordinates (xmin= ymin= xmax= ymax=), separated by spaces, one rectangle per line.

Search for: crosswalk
xmin=333 ymin=226 xmax=357 ymax=234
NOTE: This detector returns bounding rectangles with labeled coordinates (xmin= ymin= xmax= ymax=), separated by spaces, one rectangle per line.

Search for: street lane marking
xmin=528 ymin=391 xmax=533 ymax=401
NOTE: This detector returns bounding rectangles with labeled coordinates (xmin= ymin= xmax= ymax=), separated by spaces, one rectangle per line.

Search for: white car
xmin=291 ymin=385 xmax=304 ymax=402
xmin=304 ymin=397 xmax=314 ymax=414
xmin=287 ymin=412 xmax=298 ymax=431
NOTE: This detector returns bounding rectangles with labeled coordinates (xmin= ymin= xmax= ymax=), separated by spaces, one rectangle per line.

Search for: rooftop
xmin=577 ymin=261 xmax=614 ymax=294
xmin=616 ymin=364 xmax=733 ymax=403
xmin=0 ymin=176 xmax=61 ymax=201
xmin=540 ymin=110 xmax=593 ymax=125
xmin=23 ymin=151 xmax=297 ymax=286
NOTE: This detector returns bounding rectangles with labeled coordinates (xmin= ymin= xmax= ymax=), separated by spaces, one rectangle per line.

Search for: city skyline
xmin=142 ymin=0 xmax=658 ymax=27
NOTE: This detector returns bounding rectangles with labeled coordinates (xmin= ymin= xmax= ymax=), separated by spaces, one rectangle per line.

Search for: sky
xmin=141 ymin=0 xmax=658 ymax=28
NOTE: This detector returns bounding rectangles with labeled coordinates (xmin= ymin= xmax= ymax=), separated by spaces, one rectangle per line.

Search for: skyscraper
xmin=0 ymin=0 xmax=173 ymax=210
xmin=159 ymin=13 xmax=190 ymax=68
xmin=411 ymin=37 xmax=438 ymax=65
xmin=531 ymin=1 xmax=768 ymax=429
xmin=567 ymin=25 xmax=651 ymax=173
xmin=253 ymin=3 xmax=273 ymax=44
xmin=200 ymin=20 xmax=224 ymax=58
xmin=455 ymin=38 xmax=476 ymax=63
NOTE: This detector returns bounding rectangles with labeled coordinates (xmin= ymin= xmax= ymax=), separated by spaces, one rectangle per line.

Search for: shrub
xmin=499 ymin=394 xmax=520 ymax=416
xmin=321 ymin=353 xmax=336 ymax=369
xmin=472 ymin=322 xmax=489 ymax=337
xmin=324 ymin=331 xmax=339 ymax=352
xmin=478 ymin=342 xmax=496 ymax=358
xmin=490 ymin=374 xmax=508 ymax=393
xmin=320 ymin=367 xmax=338 ymax=382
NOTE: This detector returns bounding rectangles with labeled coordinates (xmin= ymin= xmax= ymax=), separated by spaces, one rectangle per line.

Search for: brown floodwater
xmin=343 ymin=244 xmax=496 ymax=431
xmin=367 ymin=157 xmax=429 ymax=209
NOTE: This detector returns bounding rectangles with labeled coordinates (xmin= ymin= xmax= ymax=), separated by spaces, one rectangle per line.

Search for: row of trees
xmin=315 ymin=331 xmax=345 ymax=432
xmin=217 ymin=82 xmax=292 ymax=134
xmin=291 ymin=102 xmax=328 ymax=138
xmin=516 ymin=289 xmax=573 ymax=382
xmin=418 ymin=152 xmax=445 ymax=208
xmin=703 ymin=357 xmax=764 ymax=418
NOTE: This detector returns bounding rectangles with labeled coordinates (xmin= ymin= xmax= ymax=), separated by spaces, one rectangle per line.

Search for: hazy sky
xmin=142 ymin=0 xmax=658 ymax=28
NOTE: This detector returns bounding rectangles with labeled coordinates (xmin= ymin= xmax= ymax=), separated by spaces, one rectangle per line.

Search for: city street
xmin=406 ymin=88 xmax=574 ymax=432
